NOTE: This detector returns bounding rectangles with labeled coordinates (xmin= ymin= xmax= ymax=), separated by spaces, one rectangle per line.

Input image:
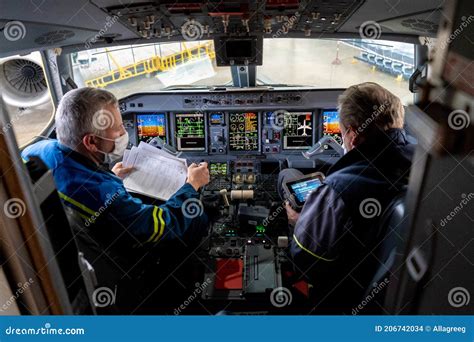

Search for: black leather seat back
xmin=359 ymin=192 xmax=408 ymax=314
xmin=26 ymin=156 xmax=96 ymax=314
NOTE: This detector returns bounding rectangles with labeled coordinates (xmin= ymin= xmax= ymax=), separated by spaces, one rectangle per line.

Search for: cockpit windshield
xmin=71 ymin=38 xmax=414 ymax=103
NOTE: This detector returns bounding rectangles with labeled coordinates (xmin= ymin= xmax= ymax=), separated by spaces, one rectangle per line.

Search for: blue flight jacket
xmin=22 ymin=140 xmax=208 ymax=249
xmin=289 ymin=129 xmax=413 ymax=312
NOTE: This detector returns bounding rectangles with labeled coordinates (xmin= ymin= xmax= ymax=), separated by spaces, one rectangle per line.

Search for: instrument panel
xmin=120 ymin=88 xmax=344 ymax=158
xmin=119 ymin=89 xmax=345 ymax=309
xmin=228 ymin=112 xmax=259 ymax=152
xmin=126 ymin=109 xmax=341 ymax=155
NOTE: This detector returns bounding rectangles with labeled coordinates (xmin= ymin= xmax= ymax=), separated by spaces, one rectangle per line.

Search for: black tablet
xmin=283 ymin=172 xmax=324 ymax=210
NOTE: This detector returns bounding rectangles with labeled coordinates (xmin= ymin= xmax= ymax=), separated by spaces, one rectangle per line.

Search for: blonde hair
xmin=338 ymin=82 xmax=404 ymax=136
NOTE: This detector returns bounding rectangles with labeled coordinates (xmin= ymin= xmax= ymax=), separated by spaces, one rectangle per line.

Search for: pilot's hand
xmin=285 ymin=201 xmax=300 ymax=227
xmin=187 ymin=162 xmax=210 ymax=191
xmin=112 ymin=162 xmax=135 ymax=179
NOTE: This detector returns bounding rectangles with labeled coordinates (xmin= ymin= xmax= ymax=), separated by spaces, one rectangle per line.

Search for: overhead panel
xmin=96 ymin=0 xmax=365 ymax=41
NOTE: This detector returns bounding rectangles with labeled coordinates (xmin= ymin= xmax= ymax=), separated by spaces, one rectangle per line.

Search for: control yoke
xmin=302 ymin=135 xmax=344 ymax=159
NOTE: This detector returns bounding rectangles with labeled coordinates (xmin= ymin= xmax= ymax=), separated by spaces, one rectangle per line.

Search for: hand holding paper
xmin=112 ymin=162 xmax=135 ymax=179
xmin=121 ymin=142 xmax=188 ymax=200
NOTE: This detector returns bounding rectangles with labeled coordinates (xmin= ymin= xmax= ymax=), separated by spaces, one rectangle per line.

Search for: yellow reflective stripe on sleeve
xmin=76 ymin=211 xmax=91 ymax=221
xmin=65 ymin=207 xmax=91 ymax=221
xmin=293 ymin=234 xmax=336 ymax=262
xmin=153 ymin=208 xmax=165 ymax=242
xmin=58 ymin=191 xmax=96 ymax=216
xmin=146 ymin=206 xmax=160 ymax=243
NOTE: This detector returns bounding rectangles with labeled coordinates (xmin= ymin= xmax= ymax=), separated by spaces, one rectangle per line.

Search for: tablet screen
xmin=287 ymin=177 xmax=322 ymax=206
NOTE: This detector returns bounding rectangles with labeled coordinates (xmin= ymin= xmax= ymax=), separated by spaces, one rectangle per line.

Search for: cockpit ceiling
xmin=98 ymin=0 xmax=364 ymax=38
xmin=0 ymin=0 xmax=443 ymax=56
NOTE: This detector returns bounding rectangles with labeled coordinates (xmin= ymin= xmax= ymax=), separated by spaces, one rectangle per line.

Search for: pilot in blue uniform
xmin=22 ymin=140 xmax=207 ymax=243
xmin=281 ymin=83 xmax=414 ymax=313
xmin=22 ymin=87 xmax=210 ymax=313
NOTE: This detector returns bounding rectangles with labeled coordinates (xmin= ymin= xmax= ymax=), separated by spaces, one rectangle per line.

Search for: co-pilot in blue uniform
xmin=22 ymin=139 xmax=208 ymax=310
xmin=282 ymin=129 xmax=414 ymax=313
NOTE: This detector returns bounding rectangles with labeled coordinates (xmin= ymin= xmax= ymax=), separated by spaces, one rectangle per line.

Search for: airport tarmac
xmin=7 ymin=39 xmax=413 ymax=147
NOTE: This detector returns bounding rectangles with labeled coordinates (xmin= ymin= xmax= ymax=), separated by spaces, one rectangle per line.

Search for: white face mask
xmin=96 ymin=131 xmax=129 ymax=164
xmin=341 ymin=130 xmax=349 ymax=155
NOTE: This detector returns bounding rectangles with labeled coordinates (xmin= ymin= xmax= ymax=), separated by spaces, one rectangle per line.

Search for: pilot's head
xmin=55 ymin=87 xmax=128 ymax=164
xmin=337 ymin=82 xmax=404 ymax=153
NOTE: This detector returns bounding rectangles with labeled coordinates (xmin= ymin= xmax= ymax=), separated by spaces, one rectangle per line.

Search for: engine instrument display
xmin=228 ymin=112 xmax=259 ymax=152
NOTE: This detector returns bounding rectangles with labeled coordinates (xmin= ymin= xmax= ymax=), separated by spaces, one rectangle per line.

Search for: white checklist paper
xmin=122 ymin=143 xmax=188 ymax=201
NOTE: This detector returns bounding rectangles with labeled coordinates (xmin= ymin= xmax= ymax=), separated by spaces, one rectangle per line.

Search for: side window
xmin=0 ymin=51 xmax=54 ymax=147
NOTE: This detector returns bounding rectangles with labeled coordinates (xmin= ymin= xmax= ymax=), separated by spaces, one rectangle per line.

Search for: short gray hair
xmin=55 ymin=87 xmax=118 ymax=148
xmin=338 ymin=82 xmax=404 ymax=136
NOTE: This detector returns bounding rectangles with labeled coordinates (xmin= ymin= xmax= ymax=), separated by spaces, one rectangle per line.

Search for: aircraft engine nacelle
xmin=0 ymin=52 xmax=50 ymax=108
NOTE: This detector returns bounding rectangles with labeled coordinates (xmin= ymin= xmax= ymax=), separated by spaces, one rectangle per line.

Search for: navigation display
xmin=322 ymin=110 xmax=342 ymax=145
xmin=283 ymin=112 xmax=313 ymax=149
xmin=136 ymin=113 xmax=166 ymax=143
xmin=229 ymin=112 xmax=259 ymax=152
xmin=175 ymin=113 xmax=206 ymax=151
